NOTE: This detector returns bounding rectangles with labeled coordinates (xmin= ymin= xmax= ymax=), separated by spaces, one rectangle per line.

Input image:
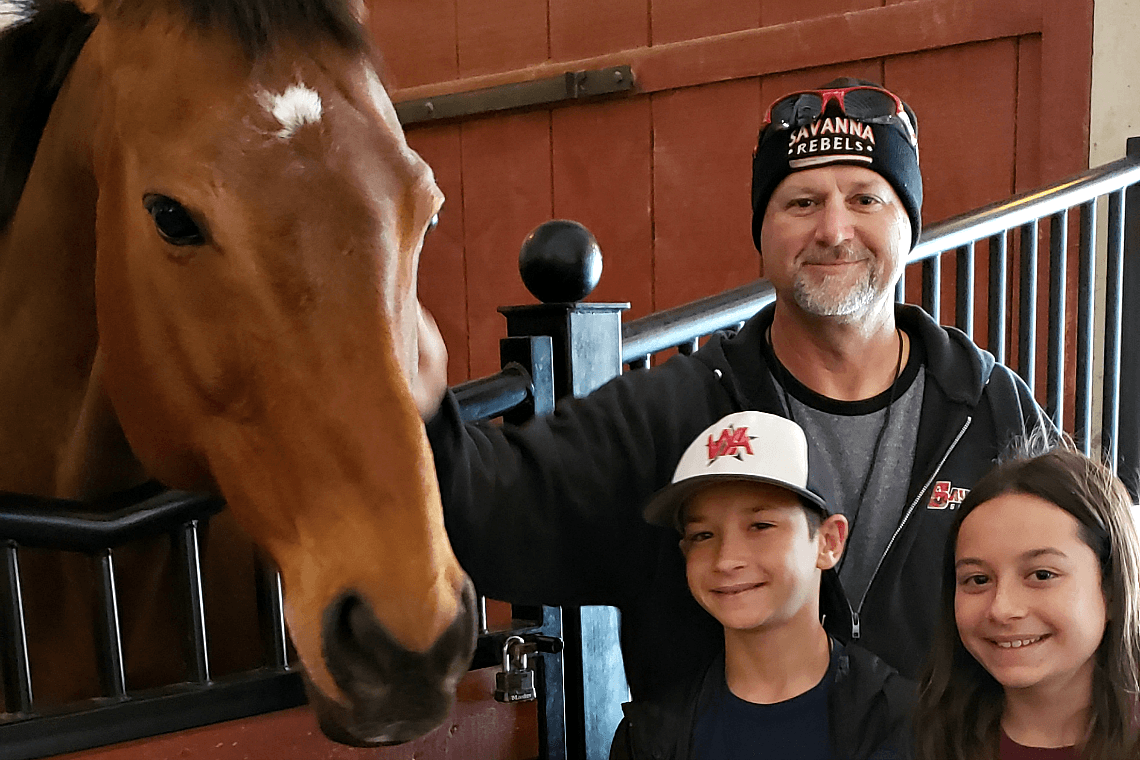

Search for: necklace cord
xmin=770 ymin=329 xmax=905 ymax=567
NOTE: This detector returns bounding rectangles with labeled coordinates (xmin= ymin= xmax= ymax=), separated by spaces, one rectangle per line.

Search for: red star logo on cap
xmin=706 ymin=425 xmax=755 ymax=463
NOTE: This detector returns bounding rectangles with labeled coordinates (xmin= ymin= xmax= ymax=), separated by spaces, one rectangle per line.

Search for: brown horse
xmin=0 ymin=0 xmax=475 ymax=745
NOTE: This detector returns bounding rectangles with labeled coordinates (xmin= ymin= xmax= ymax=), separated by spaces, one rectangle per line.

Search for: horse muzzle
xmin=311 ymin=576 xmax=478 ymax=746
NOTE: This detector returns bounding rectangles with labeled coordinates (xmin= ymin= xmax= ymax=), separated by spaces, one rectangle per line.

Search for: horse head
xmin=1 ymin=0 xmax=475 ymax=745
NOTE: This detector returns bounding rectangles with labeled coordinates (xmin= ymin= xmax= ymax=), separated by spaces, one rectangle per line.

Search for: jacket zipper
xmin=848 ymin=416 xmax=973 ymax=639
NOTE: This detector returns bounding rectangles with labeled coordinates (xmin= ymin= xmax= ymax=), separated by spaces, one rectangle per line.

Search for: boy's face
xmin=680 ymin=480 xmax=846 ymax=634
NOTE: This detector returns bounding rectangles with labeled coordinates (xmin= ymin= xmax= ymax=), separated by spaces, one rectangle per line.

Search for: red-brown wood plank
xmin=550 ymin=0 xmax=648 ymax=62
xmin=1014 ymin=35 xmax=1043 ymax=193
xmin=58 ymin=670 xmax=538 ymax=760
xmin=552 ymin=98 xmax=654 ymax=317
xmin=1037 ymin=0 xmax=1092 ymax=183
xmin=761 ymin=0 xmax=877 ymax=28
xmin=887 ymin=40 xmax=1019 ymax=227
xmin=406 ymin=125 xmax=472 ymax=384
xmin=651 ymin=79 xmax=762 ymax=312
xmin=459 ymin=112 xmax=553 ymax=378
xmin=888 ymin=40 xmax=1018 ymax=352
xmin=650 ymin=0 xmax=759 ymax=46
xmin=456 ymin=0 xmax=548 ymax=78
xmin=391 ymin=0 xmax=1043 ymax=102
xmin=368 ymin=0 xmax=458 ymax=88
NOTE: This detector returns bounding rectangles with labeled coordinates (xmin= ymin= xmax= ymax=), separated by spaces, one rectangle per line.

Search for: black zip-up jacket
xmin=609 ymin=641 xmax=915 ymax=760
xmin=428 ymin=303 xmax=1046 ymax=695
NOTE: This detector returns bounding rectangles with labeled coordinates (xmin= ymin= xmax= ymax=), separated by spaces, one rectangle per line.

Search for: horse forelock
xmin=0 ymin=0 xmax=96 ymax=234
xmin=100 ymin=0 xmax=368 ymax=58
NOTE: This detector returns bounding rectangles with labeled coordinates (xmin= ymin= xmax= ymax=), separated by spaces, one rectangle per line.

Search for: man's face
xmin=759 ymin=165 xmax=911 ymax=323
xmin=680 ymin=481 xmax=843 ymax=634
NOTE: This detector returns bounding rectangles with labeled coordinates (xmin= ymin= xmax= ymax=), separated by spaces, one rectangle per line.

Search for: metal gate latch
xmin=494 ymin=635 xmax=536 ymax=703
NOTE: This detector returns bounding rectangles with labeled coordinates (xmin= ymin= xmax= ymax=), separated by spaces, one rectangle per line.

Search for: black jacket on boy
xmin=609 ymin=641 xmax=915 ymax=760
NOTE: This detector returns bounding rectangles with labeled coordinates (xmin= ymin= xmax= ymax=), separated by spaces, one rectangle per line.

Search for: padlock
xmin=494 ymin=635 xmax=537 ymax=703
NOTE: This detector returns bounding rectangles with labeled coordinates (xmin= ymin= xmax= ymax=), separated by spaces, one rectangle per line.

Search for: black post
xmin=499 ymin=220 xmax=630 ymax=760
xmin=499 ymin=301 xmax=630 ymax=760
xmin=499 ymin=333 xmax=567 ymax=760
xmin=1119 ymin=137 xmax=1140 ymax=499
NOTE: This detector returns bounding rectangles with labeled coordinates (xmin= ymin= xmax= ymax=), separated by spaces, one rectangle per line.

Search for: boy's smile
xmin=680 ymin=481 xmax=844 ymax=634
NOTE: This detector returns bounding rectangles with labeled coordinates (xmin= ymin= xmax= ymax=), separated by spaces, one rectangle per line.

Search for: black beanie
xmin=750 ymin=81 xmax=923 ymax=252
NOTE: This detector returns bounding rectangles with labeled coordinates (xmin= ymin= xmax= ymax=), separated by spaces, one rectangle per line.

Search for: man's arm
xmin=424 ymin=354 xmax=735 ymax=609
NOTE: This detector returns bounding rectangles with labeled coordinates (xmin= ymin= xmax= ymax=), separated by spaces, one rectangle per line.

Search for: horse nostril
xmin=314 ymin=582 xmax=480 ymax=746
xmin=324 ymin=591 xmax=398 ymax=687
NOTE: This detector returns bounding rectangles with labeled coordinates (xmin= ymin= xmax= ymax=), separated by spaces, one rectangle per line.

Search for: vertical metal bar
xmin=1101 ymin=189 xmax=1126 ymax=471
xmin=922 ymin=256 xmax=941 ymax=322
xmin=477 ymin=595 xmax=489 ymax=635
xmin=677 ymin=338 xmax=699 ymax=356
xmin=175 ymin=520 xmax=210 ymax=683
xmin=1047 ymin=211 xmax=1068 ymax=429
xmin=255 ymin=557 xmax=289 ymax=670
xmin=1076 ymin=199 xmax=1098 ymax=456
xmin=95 ymin=549 xmax=127 ymax=699
xmin=989 ymin=232 xmax=1008 ymax=364
xmin=1 ymin=541 xmax=33 ymax=713
xmin=536 ymin=605 xmax=567 ymax=760
xmin=1018 ymin=220 xmax=1039 ymax=391
xmin=895 ymin=267 xmax=906 ymax=303
xmin=955 ymin=242 xmax=975 ymax=338
xmin=627 ymin=357 xmax=648 ymax=371
xmin=1119 ymin=136 xmax=1140 ymax=500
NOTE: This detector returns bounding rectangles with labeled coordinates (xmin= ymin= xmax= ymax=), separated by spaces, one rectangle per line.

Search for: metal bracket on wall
xmin=395 ymin=65 xmax=634 ymax=126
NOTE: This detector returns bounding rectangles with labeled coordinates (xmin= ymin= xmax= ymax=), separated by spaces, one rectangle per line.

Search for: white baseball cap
xmin=642 ymin=411 xmax=829 ymax=530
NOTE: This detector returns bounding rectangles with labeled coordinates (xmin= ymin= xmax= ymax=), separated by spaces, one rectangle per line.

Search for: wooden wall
xmin=369 ymin=0 xmax=1093 ymax=384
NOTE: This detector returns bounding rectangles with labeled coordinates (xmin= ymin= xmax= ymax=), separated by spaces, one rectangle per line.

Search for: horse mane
xmin=0 ymin=0 xmax=97 ymax=234
xmin=101 ymin=0 xmax=368 ymax=57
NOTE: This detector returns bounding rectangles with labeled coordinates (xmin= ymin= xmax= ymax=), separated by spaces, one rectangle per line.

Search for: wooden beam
xmin=392 ymin=0 xmax=1043 ymax=106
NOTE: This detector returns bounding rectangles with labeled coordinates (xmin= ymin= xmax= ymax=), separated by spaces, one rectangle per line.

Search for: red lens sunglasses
xmin=763 ymin=86 xmax=917 ymax=148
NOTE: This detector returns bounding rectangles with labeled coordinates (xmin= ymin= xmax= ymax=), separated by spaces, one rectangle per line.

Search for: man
xmin=415 ymin=79 xmax=1045 ymax=699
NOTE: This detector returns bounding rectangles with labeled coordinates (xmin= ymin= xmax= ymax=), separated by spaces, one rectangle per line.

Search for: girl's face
xmin=954 ymin=492 xmax=1107 ymax=697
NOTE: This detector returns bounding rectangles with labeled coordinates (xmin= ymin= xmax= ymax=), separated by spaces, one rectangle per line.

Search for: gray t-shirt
xmin=762 ymin=333 xmax=925 ymax=608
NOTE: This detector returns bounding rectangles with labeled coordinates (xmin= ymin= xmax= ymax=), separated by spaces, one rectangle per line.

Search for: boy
xmin=611 ymin=411 xmax=914 ymax=760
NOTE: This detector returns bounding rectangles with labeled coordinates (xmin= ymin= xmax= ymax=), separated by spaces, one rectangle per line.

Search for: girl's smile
xmin=954 ymin=492 xmax=1107 ymax=696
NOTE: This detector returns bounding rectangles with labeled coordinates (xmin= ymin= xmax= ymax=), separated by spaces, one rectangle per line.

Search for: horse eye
xmin=426 ymin=213 xmax=440 ymax=234
xmin=143 ymin=194 xmax=206 ymax=246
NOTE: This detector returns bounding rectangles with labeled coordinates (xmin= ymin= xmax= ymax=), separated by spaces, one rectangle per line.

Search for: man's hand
xmin=413 ymin=302 xmax=449 ymax=421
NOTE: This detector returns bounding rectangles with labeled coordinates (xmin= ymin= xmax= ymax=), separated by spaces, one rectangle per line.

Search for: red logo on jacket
xmin=928 ymin=480 xmax=968 ymax=510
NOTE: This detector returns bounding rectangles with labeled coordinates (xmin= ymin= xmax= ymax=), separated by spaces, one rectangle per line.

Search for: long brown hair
xmin=914 ymin=438 xmax=1140 ymax=760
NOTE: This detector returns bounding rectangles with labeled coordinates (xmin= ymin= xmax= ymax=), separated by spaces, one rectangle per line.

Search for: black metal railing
xmin=0 ymin=484 xmax=566 ymax=758
xmin=0 ymin=488 xmax=306 ymax=760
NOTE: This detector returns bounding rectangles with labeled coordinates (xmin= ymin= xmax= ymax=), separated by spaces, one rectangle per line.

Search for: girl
xmin=915 ymin=443 xmax=1140 ymax=759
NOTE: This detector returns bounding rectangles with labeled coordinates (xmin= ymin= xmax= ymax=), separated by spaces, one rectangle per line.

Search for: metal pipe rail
xmin=0 ymin=488 xmax=223 ymax=553
xmin=908 ymin=153 xmax=1140 ymax=264
xmin=453 ymin=362 xmax=535 ymax=422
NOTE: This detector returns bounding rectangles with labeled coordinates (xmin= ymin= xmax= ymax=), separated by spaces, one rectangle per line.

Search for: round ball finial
xmin=519 ymin=220 xmax=602 ymax=303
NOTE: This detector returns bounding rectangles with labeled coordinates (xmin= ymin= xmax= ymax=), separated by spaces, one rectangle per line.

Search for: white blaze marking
xmin=257 ymin=84 xmax=323 ymax=139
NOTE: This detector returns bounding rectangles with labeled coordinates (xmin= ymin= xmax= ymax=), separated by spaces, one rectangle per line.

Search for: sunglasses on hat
xmin=763 ymin=85 xmax=918 ymax=148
